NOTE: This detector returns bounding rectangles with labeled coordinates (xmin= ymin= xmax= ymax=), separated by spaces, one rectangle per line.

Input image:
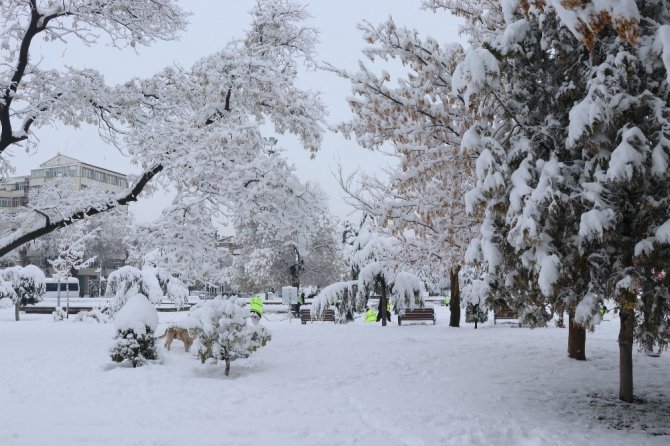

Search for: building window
xmin=0 ymin=198 xmax=11 ymax=207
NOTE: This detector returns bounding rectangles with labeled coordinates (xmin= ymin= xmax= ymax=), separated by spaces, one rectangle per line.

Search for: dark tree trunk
xmin=14 ymin=302 xmax=20 ymax=321
xmin=619 ymin=293 xmax=635 ymax=402
xmin=380 ymin=277 xmax=388 ymax=327
xmin=449 ymin=266 xmax=461 ymax=327
xmin=19 ymin=246 xmax=29 ymax=267
xmin=474 ymin=320 xmax=478 ymax=329
xmin=568 ymin=310 xmax=586 ymax=360
xmin=224 ymin=358 xmax=231 ymax=376
xmin=556 ymin=303 xmax=565 ymax=328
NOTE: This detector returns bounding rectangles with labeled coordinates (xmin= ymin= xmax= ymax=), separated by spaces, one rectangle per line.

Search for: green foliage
xmin=110 ymin=327 xmax=158 ymax=368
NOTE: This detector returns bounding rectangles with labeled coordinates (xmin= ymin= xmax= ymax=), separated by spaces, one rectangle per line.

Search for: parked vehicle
xmin=44 ymin=277 xmax=80 ymax=299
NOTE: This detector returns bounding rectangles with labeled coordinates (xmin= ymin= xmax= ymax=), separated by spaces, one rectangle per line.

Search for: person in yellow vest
xmin=365 ymin=309 xmax=378 ymax=323
xmin=249 ymin=295 xmax=264 ymax=324
xmin=443 ymin=295 xmax=450 ymax=306
xmin=295 ymin=292 xmax=305 ymax=317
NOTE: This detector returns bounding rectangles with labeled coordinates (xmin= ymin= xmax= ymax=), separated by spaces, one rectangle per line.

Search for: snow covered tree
xmin=125 ymin=197 xmax=224 ymax=290
xmin=0 ymin=0 xmax=187 ymax=255
xmin=110 ymin=293 xmax=159 ymax=368
xmin=314 ymin=220 xmax=428 ymax=323
xmin=232 ymin=175 xmax=343 ymax=291
xmin=47 ymin=221 xmax=98 ymax=310
xmin=188 ymin=297 xmax=271 ymax=376
xmin=312 ymin=280 xmax=360 ymax=323
xmin=0 ymin=0 xmax=326 ymax=261
xmin=330 ymin=14 xmax=478 ymax=327
xmin=106 ymin=265 xmax=188 ymax=313
xmin=1 ymin=265 xmax=46 ymax=321
xmin=443 ymin=0 xmax=669 ymax=401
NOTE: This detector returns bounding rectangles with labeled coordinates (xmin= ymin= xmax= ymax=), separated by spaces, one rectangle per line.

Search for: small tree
xmin=110 ymin=294 xmax=159 ymax=368
xmin=106 ymin=265 xmax=188 ymax=313
xmin=48 ymin=221 xmax=98 ymax=312
xmin=188 ymin=297 xmax=271 ymax=376
xmin=1 ymin=265 xmax=46 ymax=321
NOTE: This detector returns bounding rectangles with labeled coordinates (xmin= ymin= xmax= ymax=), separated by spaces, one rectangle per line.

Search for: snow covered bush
xmin=1 ymin=265 xmax=46 ymax=321
xmin=74 ymin=309 xmax=108 ymax=324
xmin=312 ymin=281 xmax=360 ymax=323
xmin=110 ymin=294 xmax=159 ymax=368
xmin=106 ymin=266 xmax=189 ymax=313
xmin=391 ymin=272 xmax=428 ymax=312
xmin=52 ymin=308 xmax=66 ymax=322
xmin=465 ymin=303 xmax=488 ymax=329
xmin=188 ymin=297 xmax=271 ymax=376
xmin=0 ymin=280 xmax=16 ymax=304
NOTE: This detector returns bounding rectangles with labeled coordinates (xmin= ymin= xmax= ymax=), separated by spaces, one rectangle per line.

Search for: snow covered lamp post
xmin=110 ymin=294 xmax=159 ymax=368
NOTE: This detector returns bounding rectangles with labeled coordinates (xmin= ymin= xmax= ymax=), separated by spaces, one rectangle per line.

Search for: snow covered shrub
xmin=0 ymin=296 xmax=12 ymax=309
xmin=110 ymin=294 xmax=159 ymax=368
xmin=1 ymin=265 xmax=46 ymax=321
xmin=391 ymin=272 xmax=427 ymax=312
xmin=520 ymin=305 xmax=552 ymax=329
xmin=188 ymin=297 xmax=271 ymax=376
xmin=0 ymin=280 xmax=16 ymax=309
xmin=312 ymin=281 xmax=360 ymax=323
xmin=462 ymin=276 xmax=489 ymax=329
xmin=52 ymin=307 xmax=66 ymax=322
xmin=74 ymin=309 xmax=108 ymax=324
xmin=465 ymin=303 xmax=488 ymax=329
xmin=106 ymin=266 xmax=189 ymax=313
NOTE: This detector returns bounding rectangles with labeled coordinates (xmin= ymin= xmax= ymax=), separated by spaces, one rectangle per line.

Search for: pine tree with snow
xmin=188 ymin=297 xmax=271 ymax=376
xmin=444 ymin=0 xmax=669 ymax=401
xmin=110 ymin=294 xmax=159 ymax=368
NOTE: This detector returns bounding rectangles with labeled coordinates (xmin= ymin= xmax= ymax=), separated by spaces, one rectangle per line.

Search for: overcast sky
xmin=10 ymin=0 xmax=462 ymax=225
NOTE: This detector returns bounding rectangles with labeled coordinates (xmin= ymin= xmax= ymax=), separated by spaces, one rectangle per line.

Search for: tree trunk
xmin=449 ymin=266 xmax=461 ymax=327
xmin=619 ymin=292 xmax=635 ymax=402
xmin=224 ymin=358 xmax=231 ymax=376
xmin=380 ymin=277 xmax=388 ymax=327
xmin=14 ymin=302 xmax=20 ymax=321
xmin=474 ymin=320 xmax=478 ymax=329
xmin=568 ymin=311 xmax=586 ymax=360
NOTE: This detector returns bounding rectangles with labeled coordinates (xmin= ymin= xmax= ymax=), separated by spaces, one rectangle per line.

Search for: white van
xmin=44 ymin=277 xmax=80 ymax=299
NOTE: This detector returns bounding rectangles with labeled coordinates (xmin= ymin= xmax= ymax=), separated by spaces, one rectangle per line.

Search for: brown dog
xmin=156 ymin=326 xmax=193 ymax=352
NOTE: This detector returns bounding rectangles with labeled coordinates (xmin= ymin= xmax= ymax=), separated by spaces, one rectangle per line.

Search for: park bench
xmin=300 ymin=307 xmax=335 ymax=324
xmin=398 ymin=308 xmax=435 ymax=325
xmin=494 ymin=308 xmax=519 ymax=324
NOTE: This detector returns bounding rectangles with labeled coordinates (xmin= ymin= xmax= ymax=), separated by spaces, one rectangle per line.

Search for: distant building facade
xmin=0 ymin=155 xmax=131 ymax=296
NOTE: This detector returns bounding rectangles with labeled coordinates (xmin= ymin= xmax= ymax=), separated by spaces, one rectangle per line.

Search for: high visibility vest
xmin=250 ymin=296 xmax=264 ymax=315
xmin=365 ymin=309 xmax=377 ymax=323
xmin=444 ymin=296 xmax=450 ymax=306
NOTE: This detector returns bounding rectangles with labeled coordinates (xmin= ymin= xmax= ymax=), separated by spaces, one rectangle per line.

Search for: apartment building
xmin=0 ymin=155 xmax=131 ymax=296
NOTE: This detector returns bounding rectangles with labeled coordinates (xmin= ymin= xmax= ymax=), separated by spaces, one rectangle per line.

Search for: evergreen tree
xmin=110 ymin=294 xmax=159 ymax=368
xmin=446 ymin=0 xmax=669 ymax=401
xmin=188 ymin=297 xmax=271 ymax=376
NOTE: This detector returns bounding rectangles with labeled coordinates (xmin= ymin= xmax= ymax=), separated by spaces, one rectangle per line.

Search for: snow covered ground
xmin=1 ymin=306 xmax=668 ymax=446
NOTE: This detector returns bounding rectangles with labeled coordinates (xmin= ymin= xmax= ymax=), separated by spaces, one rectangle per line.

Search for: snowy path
xmin=0 ymin=307 xmax=668 ymax=445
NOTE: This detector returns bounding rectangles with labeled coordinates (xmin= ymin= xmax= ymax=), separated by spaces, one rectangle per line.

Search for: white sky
xmin=8 ymin=0 xmax=463 ymax=224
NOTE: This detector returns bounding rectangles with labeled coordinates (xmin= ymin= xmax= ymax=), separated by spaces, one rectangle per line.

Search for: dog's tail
xmin=155 ymin=331 xmax=167 ymax=339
